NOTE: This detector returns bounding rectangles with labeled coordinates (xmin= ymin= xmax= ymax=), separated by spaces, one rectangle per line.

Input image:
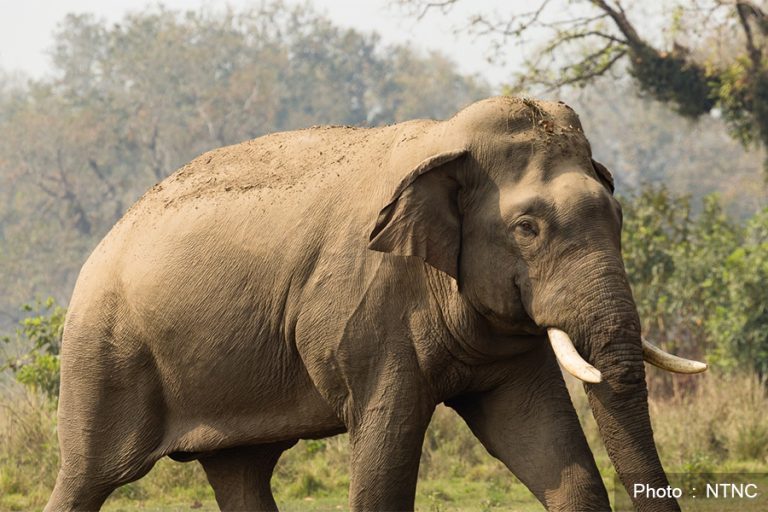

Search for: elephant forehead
xmin=534 ymin=99 xmax=585 ymax=127
xmin=449 ymin=96 xmax=585 ymax=137
xmin=472 ymin=131 xmax=593 ymax=184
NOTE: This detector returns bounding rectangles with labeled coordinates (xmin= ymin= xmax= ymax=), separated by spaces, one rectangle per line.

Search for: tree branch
xmin=545 ymin=29 xmax=626 ymax=51
xmin=55 ymin=149 xmax=92 ymax=235
xmin=553 ymin=49 xmax=627 ymax=88
xmin=547 ymin=12 xmax=609 ymax=28
xmin=736 ymin=1 xmax=764 ymax=69
xmin=394 ymin=0 xmax=459 ymax=20
xmin=35 ymin=179 xmax=62 ymax=200
xmin=87 ymin=158 xmax=117 ymax=197
xmin=89 ymin=157 xmax=124 ymax=221
xmin=590 ymin=0 xmax=645 ymax=48
xmin=467 ymin=0 xmax=553 ymax=40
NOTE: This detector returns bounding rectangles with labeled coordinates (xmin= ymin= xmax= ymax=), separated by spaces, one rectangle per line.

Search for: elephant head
xmin=369 ymin=97 xmax=705 ymax=511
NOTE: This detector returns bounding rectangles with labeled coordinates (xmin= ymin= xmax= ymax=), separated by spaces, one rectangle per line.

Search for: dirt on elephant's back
xmin=134 ymin=124 xmax=391 ymax=213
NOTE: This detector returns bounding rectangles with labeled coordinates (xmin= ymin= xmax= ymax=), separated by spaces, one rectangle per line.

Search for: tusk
xmin=548 ymin=328 xmax=602 ymax=383
xmin=642 ymin=337 xmax=708 ymax=374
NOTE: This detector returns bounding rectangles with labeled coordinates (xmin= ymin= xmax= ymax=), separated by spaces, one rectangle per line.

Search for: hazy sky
xmin=0 ymin=0 xmax=519 ymax=85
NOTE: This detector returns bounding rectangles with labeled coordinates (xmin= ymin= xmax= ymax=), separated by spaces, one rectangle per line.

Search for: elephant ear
xmin=368 ymin=149 xmax=468 ymax=280
xmin=591 ymin=158 xmax=615 ymax=193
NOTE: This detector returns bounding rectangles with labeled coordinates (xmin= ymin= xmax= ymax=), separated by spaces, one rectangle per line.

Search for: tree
xmin=370 ymin=47 xmax=489 ymax=123
xmin=396 ymin=0 xmax=768 ymax=170
xmin=706 ymin=207 xmax=768 ymax=376
xmin=621 ymin=187 xmax=768 ymax=384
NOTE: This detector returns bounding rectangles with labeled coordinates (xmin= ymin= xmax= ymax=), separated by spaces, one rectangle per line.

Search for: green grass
xmin=2 ymin=371 xmax=768 ymax=511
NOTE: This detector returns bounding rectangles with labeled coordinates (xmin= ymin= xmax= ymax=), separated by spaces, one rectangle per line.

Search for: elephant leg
xmin=45 ymin=471 xmax=119 ymax=512
xmin=45 ymin=430 xmax=158 ymax=512
xmin=45 ymin=338 xmax=164 ymax=511
xmin=199 ymin=441 xmax=296 ymax=512
xmin=447 ymin=343 xmax=610 ymax=512
xmin=346 ymin=388 xmax=434 ymax=511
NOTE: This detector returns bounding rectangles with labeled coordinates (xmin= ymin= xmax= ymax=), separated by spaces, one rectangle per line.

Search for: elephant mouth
xmin=546 ymin=327 xmax=708 ymax=383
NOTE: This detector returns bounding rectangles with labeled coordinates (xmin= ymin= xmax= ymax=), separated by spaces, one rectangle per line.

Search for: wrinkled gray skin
xmin=46 ymin=97 xmax=679 ymax=511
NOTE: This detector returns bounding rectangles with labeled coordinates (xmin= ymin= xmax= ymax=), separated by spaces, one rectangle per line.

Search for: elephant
xmin=45 ymin=96 xmax=706 ymax=512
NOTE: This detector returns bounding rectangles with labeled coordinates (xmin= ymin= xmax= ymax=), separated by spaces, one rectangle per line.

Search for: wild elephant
xmin=46 ymin=96 xmax=706 ymax=511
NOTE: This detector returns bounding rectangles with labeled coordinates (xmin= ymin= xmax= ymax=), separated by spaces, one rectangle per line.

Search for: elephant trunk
xmin=585 ymin=326 xmax=680 ymax=512
xmin=539 ymin=257 xmax=681 ymax=512
xmin=579 ymin=272 xmax=679 ymax=511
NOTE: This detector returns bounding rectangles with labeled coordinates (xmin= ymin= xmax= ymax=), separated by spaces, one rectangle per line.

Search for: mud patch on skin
xmin=131 ymin=126 xmax=392 ymax=214
xmin=522 ymin=98 xmax=585 ymax=138
xmin=523 ymin=97 xmax=548 ymax=127
xmin=514 ymin=99 xmax=592 ymax=166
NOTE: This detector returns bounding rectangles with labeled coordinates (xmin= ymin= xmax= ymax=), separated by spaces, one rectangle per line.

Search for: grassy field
xmin=2 ymin=371 xmax=767 ymax=511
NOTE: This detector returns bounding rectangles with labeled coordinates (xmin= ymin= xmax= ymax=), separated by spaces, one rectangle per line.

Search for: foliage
xmin=645 ymin=371 xmax=768 ymax=466
xmin=717 ymin=56 xmax=768 ymax=148
xmin=621 ymin=187 xmax=768 ymax=378
xmin=706 ymin=208 xmax=768 ymax=375
xmin=628 ymin=43 xmax=718 ymax=118
xmin=1 ymin=298 xmax=65 ymax=400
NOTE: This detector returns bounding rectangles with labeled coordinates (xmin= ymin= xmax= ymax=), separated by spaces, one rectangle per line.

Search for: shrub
xmin=1 ymin=298 xmax=65 ymax=401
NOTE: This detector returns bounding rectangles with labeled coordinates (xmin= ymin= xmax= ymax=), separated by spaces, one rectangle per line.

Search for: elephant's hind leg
xmin=199 ymin=441 xmax=297 ymax=511
xmin=46 ymin=473 xmax=113 ymax=512
xmin=45 ymin=320 xmax=166 ymax=511
xmin=46 ymin=456 xmax=157 ymax=512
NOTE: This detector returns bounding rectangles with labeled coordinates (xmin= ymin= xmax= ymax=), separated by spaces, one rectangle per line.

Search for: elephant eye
xmin=515 ymin=219 xmax=539 ymax=238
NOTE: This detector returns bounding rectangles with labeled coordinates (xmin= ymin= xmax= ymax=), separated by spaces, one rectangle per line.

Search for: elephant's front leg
xmin=448 ymin=342 xmax=610 ymax=512
xmin=346 ymin=373 xmax=435 ymax=511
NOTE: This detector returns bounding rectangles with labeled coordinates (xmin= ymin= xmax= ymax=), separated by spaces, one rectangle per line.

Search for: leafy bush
xmin=1 ymin=298 xmax=65 ymax=401
xmin=622 ymin=187 xmax=768 ymax=378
